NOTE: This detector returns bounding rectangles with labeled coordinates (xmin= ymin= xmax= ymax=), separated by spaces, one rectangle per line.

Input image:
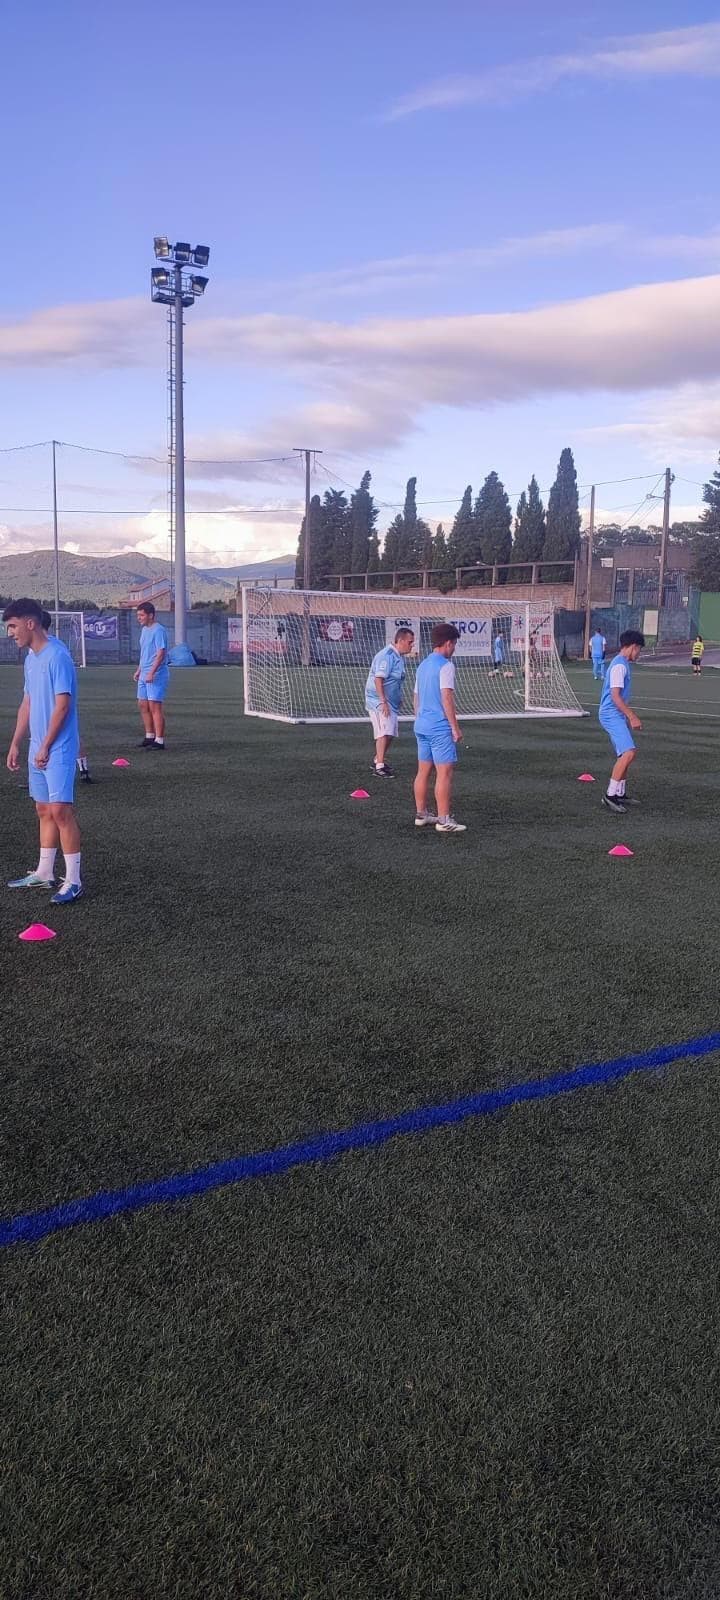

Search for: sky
xmin=1 ymin=0 xmax=719 ymax=570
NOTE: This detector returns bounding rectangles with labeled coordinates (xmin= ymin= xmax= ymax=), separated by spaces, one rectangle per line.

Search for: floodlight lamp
xmin=192 ymin=245 xmax=210 ymax=267
xmin=174 ymin=241 xmax=192 ymax=263
xmin=154 ymin=236 xmax=171 ymax=259
xmin=190 ymin=275 xmax=208 ymax=295
xmin=151 ymin=267 xmax=170 ymax=288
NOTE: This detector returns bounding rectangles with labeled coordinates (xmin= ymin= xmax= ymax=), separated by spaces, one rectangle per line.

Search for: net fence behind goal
xmin=242 ymin=589 xmax=584 ymax=722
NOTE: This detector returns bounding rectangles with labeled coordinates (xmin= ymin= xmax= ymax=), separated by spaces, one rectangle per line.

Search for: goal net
xmin=50 ymin=611 xmax=86 ymax=668
xmin=242 ymin=589 xmax=584 ymax=722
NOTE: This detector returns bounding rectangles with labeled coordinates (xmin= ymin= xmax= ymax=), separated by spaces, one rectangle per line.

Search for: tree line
xmin=295 ymin=447 xmax=720 ymax=594
xmin=296 ymin=448 xmax=584 ymax=588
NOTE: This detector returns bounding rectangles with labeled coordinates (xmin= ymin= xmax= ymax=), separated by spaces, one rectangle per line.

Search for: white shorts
xmin=368 ymin=705 xmax=399 ymax=739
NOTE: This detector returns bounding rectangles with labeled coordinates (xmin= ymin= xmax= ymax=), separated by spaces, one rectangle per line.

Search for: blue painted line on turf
xmin=2 ymin=1031 xmax=720 ymax=1249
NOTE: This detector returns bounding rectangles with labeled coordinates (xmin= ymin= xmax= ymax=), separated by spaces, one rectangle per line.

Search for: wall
xmin=699 ymin=592 xmax=720 ymax=642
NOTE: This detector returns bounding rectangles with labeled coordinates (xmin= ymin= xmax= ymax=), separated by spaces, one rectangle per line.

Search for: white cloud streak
xmin=383 ymin=22 xmax=720 ymax=119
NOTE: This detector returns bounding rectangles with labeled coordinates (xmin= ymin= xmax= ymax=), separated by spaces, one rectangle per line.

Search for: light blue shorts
xmin=137 ymin=669 xmax=169 ymax=703
xmin=415 ymin=728 xmax=458 ymax=766
xmin=600 ymin=714 xmax=635 ymax=757
xmin=28 ymin=748 xmax=77 ymax=804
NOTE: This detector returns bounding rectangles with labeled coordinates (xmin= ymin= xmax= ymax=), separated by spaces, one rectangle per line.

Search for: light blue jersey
xmin=590 ymin=631 xmax=606 ymax=659
xmin=139 ymin=622 xmax=169 ymax=676
xmin=493 ymin=636 xmax=504 ymax=663
xmin=599 ymin=653 xmax=631 ymax=721
xmin=414 ymin=651 xmax=455 ymax=735
xmin=24 ymin=636 xmax=78 ymax=757
xmin=365 ymin=645 xmax=406 ymax=711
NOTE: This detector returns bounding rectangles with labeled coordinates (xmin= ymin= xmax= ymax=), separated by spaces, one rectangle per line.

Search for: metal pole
xmin=174 ymin=265 xmax=187 ymax=648
xmin=524 ymin=603 xmax=531 ymax=710
xmin=303 ymin=450 xmax=311 ymax=590
xmin=657 ymin=467 xmax=672 ymax=645
xmin=52 ymin=440 xmax=60 ymax=615
xmin=582 ymin=484 xmax=596 ymax=662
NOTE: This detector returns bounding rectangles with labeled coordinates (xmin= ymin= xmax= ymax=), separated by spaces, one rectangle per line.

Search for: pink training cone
xmin=608 ymin=845 xmax=634 ymax=857
xmin=18 ymin=923 xmax=57 ymax=942
xmin=350 ymin=788 xmax=370 ymax=799
xmin=577 ymin=773 xmax=595 ymax=782
xmin=112 ymin=758 xmax=130 ymax=767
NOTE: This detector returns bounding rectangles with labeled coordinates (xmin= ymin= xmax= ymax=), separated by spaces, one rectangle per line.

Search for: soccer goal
xmin=50 ymin=610 xmax=86 ymax=669
xmin=242 ymin=589 xmax=585 ymax=722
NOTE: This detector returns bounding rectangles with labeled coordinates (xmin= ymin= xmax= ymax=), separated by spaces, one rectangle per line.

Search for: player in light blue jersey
xmin=134 ymin=601 xmax=169 ymax=749
xmin=4 ymin=597 xmax=84 ymax=904
xmin=413 ymin=622 xmax=466 ymax=834
xmin=365 ymin=627 xmax=415 ymax=777
xmin=589 ymin=629 xmax=606 ymax=680
xmin=491 ymin=632 xmax=505 ymax=674
xmin=598 ymin=628 xmax=645 ymax=814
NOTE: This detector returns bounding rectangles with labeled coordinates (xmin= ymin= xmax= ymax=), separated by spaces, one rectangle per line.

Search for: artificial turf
xmin=2 ymin=662 xmax=720 ymax=1598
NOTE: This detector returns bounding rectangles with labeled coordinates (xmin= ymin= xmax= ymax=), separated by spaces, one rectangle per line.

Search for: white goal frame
xmin=241 ymin=587 xmax=585 ymax=724
xmin=50 ymin=610 xmax=86 ymax=668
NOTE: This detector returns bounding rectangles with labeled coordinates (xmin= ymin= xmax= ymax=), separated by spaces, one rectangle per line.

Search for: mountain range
xmin=0 ymin=551 xmax=295 ymax=607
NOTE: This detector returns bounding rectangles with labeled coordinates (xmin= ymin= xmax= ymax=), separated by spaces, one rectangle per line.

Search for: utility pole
xmin=51 ymin=440 xmax=60 ymax=617
xmin=294 ymin=448 xmax=322 ymax=590
xmin=582 ymin=484 xmax=596 ymax=663
xmin=173 ymin=259 xmax=187 ymax=647
xmin=657 ymin=467 xmax=674 ymax=647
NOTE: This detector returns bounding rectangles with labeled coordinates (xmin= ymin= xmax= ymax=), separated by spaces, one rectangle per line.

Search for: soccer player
xmin=4 ymin=597 xmax=83 ymax=903
xmin=40 ymin=610 xmax=93 ymax=783
xmin=589 ymin=628 xmax=606 ymax=680
xmin=491 ymin=632 xmax=505 ymax=674
xmin=365 ymin=626 xmax=415 ymax=777
xmin=413 ymin=622 xmax=466 ymax=834
xmin=134 ymin=602 xmax=169 ymax=748
xmin=691 ymin=635 xmax=704 ymax=675
xmin=599 ymin=628 xmax=645 ymax=815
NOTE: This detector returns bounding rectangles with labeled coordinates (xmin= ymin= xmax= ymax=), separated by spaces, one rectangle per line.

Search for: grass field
xmin=3 ymin=661 xmax=720 ymax=1599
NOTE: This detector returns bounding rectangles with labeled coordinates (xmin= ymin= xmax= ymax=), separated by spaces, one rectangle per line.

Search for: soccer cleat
xmin=435 ymin=817 xmax=467 ymax=834
xmin=371 ymin=762 xmax=394 ymax=777
xmin=80 ymin=770 xmax=94 ymax=783
xmin=601 ymin=793 xmax=627 ymax=814
xmin=50 ymin=882 xmax=84 ymax=905
xmin=622 ymin=795 xmax=641 ymax=806
xmin=151 ymin=741 xmax=165 ymax=750
xmin=138 ymin=737 xmax=155 ymax=748
xmin=7 ymin=871 xmax=55 ymax=889
xmin=414 ymin=811 xmax=437 ymax=827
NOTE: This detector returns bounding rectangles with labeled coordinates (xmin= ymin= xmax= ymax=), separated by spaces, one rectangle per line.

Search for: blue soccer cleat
xmin=50 ymin=883 xmax=84 ymax=905
xmin=7 ymin=871 xmax=55 ymax=889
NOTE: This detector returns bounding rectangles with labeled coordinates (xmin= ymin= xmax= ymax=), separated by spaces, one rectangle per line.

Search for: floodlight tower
xmin=151 ymin=238 xmax=210 ymax=662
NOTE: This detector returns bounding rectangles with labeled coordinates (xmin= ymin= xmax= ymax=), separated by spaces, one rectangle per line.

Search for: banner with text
xmin=446 ymin=615 xmax=492 ymax=657
xmin=83 ymin=615 xmax=118 ymax=639
xmin=227 ymin=616 xmax=243 ymax=654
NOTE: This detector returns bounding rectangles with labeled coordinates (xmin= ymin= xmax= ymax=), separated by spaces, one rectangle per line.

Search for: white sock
xmin=77 ymin=755 xmax=88 ymax=773
xmin=154 ymin=736 xmax=165 ymax=746
xmin=62 ymin=852 xmax=82 ymax=887
xmin=608 ymin=779 xmax=621 ymax=795
xmin=37 ymin=846 xmax=57 ymax=878
xmin=617 ymin=779 xmax=626 ymax=796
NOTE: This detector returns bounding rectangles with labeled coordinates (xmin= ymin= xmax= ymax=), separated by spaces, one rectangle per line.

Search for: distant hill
xmin=197 ymin=555 xmax=295 ymax=582
xmin=0 ymin=550 xmax=292 ymax=607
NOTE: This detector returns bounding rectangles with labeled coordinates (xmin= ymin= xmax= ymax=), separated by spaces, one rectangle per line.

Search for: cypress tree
xmin=447 ymin=486 xmax=480 ymax=581
xmin=513 ymin=475 xmax=546 ymax=564
xmin=476 ymin=471 xmax=512 ymax=580
xmin=349 ymin=471 xmax=378 ymax=588
xmin=544 ymin=447 xmax=581 ymax=571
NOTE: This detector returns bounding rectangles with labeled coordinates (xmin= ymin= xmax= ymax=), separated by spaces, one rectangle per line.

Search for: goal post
xmin=242 ymin=589 xmax=585 ymax=723
xmin=50 ymin=611 xmax=86 ymax=668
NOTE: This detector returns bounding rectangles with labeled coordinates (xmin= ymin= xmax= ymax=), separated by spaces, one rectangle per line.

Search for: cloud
xmin=2 ymin=272 xmax=719 ymax=466
xmin=383 ymin=22 xmax=720 ymax=119
xmin=579 ymin=381 xmax=720 ymax=464
xmin=0 ymin=298 xmax=155 ymax=367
